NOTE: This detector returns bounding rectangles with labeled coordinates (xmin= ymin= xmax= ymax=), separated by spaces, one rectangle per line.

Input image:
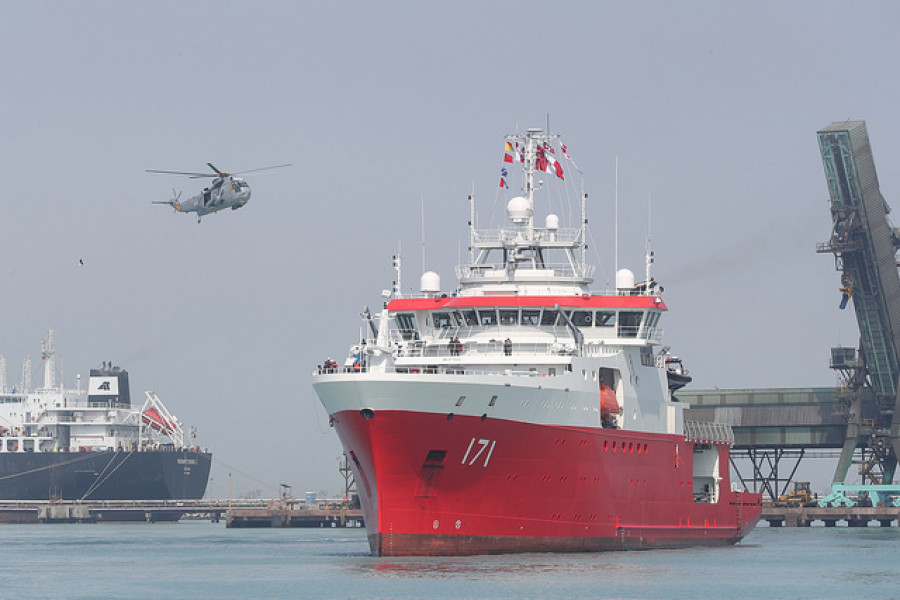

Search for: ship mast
xmin=21 ymin=356 xmax=31 ymax=394
xmin=40 ymin=330 xmax=56 ymax=391
xmin=522 ymin=128 xmax=540 ymax=242
xmin=457 ymin=127 xmax=592 ymax=294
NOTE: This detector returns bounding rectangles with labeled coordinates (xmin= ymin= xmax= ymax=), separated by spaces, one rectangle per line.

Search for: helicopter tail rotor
xmin=151 ymin=189 xmax=183 ymax=212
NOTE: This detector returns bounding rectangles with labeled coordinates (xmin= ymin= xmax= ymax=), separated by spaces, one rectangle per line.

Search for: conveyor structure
xmin=817 ymin=120 xmax=900 ymax=485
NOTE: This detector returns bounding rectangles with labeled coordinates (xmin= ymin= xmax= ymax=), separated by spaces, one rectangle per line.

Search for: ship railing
xmin=472 ymin=226 xmax=584 ymax=245
xmin=320 ymin=334 xmax=664 ymax=374
xmin=455 ymin=262 xmax=595 ymax=282
xmin=388 ymin=365 xmax=560 ymax=377
xmin=318 ymin=362 xmax=566 ymax=378
xmin=47 ymin=414 xmax=120 ymax=424
xmin=683 ymin=421 xmax=735 ymax=445
xmin=382 ymin=327 xmax=662 ymax=357
xmin=86 ymin=401 xmax=130 ymax=409
xmin=395 ymin=339 xmax=577 ymax=359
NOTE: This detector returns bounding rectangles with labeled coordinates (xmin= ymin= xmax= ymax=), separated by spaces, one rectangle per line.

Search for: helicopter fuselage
xmin=173 ymin=176 xmax=251 ymax=219
xmin=149 ymin=162 xmax=289 ymax=222
xmin=198 ymin=177 xmax=249 ymax=213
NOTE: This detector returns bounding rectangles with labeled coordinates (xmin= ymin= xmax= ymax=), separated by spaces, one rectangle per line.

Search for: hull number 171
xmin=461 ymin=438 xmax=497 ymax=467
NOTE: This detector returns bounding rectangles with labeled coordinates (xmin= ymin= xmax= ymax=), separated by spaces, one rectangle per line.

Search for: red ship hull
xmin=333 ymin=408 xmax=762 ymax=556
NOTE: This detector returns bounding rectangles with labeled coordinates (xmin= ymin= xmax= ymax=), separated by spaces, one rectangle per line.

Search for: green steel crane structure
xmin=817 ymin=120 xmax=900 ymax=485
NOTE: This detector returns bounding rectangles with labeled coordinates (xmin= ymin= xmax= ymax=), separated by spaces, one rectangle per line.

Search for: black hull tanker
xmin=0 ymin=449 xmax=210 ymax=501
xmin=0 ymin=331 xmax=211 ymax=501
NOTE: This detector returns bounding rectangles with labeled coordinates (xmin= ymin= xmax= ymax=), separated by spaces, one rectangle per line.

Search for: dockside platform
xmin=0 ymin=500 xmax=363 ymax=527
xmin=763 ymin=505 xmax=900 ymax=527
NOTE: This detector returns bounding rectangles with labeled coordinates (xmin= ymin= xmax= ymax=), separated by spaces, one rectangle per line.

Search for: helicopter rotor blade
xmin=207 ymin=163 xmax=227 ymax=177
xmin=147 ymin=163 xmax=290 ymax=179
xmin=231 ymin=163 xmax=292 ymax=176
xmin=146 ymin=168 xmax=217 ymax=178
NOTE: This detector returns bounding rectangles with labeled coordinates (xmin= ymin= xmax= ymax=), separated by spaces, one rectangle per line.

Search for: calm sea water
xmin=3 ymin=522 xmax=900 ymax=599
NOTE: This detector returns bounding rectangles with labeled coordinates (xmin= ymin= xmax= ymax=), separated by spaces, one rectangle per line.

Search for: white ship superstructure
xmin=0 ymin=332 xmax=183 ymax=454
xmin=313 ymin=127 xmax=761 ymax=556
xmin=0 ymin=331 xmax=210 ymax=500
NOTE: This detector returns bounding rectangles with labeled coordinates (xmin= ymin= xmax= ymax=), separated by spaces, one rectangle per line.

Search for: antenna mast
xmin=468 ymin=191 xmax=475 ymax=265
xmin=421 ymin=196 xmax=426 ymax=273
xmin=645 ymin=191 xmax=653 ymax=286
xmin=581 ymin=191 xmax=587 ymax=269
xmin=392 ymin=244 xmax=402 ymax=298
xmin=614 ymin=157 xmax=619 ymax=278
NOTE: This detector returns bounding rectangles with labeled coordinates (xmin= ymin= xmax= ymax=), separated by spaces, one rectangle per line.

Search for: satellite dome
xmin=420 ymin=271 xmax=441 ymax=293
xmin=507 ymin=196 xmax=531 ymax=225
xmin=615 ymin=268 xmax=635 ymax=290
xmin=545 ymin=214 xmax=559 ymax=230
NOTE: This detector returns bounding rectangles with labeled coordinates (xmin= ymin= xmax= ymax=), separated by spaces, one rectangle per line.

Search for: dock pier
xmin=0 ymin=500 xmax=363 ymax=527
xmin=225 ymin=507 xmax=364 ymax=528
xmin=763 ymin=505 xmax=900 ymax=527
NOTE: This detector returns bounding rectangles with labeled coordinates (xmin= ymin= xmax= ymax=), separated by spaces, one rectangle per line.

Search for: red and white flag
xmin=560 ymin=141 xmax=582 ymax=173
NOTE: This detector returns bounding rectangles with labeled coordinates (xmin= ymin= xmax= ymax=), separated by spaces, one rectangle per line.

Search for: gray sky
xmin=1 ymin=1 xmax=895 ymax=497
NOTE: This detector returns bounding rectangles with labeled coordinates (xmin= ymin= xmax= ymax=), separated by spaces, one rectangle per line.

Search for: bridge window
xmin=618 ymin=311 xmax=643 ymax=338
xmin=433 ymin=312 xmax=453 ymax=328
xmin=460 ymin=310 xmax=478 ymax=326
xmin=478 ymin=309 xmax=497 ymax=326
xmin=521 ymin=309 xmax=541 ymax=325
xmin=540 ymin=310 xmax=559 ymax=326
xmin=499 ymin=309 xmax=519 ymax=325
xmin=596 ymin=311 xmax=616 ymax=327
xmin=395 ymin=313 xmax=419 ymax=341
xmin=572 ymin=311 xmax=593 ymax=326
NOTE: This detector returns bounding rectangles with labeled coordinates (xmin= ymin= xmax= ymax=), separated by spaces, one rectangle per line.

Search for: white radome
xmin=616 ymin=268 xmax=635 ymax=290
xmin=420 ymin=271 xmax=441 ymax=293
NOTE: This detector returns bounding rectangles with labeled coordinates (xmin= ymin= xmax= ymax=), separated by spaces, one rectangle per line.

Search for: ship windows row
xmin=398 ymin=308 xmax=660 ymax=339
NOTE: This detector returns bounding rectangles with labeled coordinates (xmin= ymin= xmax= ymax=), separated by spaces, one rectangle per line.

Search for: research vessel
xmin=0 ymin=332 xmax=210 ymax=500
xmin=313 ymin=128 xmax=761 ymax=555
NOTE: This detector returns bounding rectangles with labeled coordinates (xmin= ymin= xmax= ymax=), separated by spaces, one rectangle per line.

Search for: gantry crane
xmin=817 ymin=120 xmax=900 ymax=484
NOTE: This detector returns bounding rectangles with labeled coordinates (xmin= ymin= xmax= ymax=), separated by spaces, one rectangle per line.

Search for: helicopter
xmin=147 ymin=163 xmax=290 ymax=222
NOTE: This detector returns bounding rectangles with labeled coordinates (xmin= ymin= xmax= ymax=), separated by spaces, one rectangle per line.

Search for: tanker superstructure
xmin=0 ymin=331 xmax=210 ymax=500
xmin=312 ymin=127 xmax=761 ymax=555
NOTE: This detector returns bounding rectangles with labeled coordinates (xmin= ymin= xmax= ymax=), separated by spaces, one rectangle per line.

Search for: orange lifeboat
xmin=600 ymin=382 xmax=620 ymax=419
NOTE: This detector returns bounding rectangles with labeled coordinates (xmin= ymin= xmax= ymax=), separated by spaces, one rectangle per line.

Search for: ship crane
xmin=817 ymin=120 xmax=900 ymax=484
